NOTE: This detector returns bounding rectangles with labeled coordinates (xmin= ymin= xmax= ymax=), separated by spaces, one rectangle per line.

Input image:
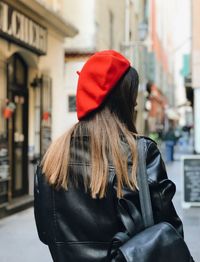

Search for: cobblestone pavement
xmin=0 ymin=160 xmax=199 ymax=262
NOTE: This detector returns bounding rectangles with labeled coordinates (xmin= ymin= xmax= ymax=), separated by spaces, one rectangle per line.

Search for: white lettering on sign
xmin=0 ymin=1 xmax=47 ymax=55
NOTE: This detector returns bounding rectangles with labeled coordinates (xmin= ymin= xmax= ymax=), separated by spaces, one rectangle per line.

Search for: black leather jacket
xmin=34 ymin=136 xmax=183 ymax=262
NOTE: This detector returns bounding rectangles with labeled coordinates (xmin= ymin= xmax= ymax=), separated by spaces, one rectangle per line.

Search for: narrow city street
xmin=0 ymin=0 xmax=199 ymax=261
xmin=0 ymin=160 xmax=199 ymax=262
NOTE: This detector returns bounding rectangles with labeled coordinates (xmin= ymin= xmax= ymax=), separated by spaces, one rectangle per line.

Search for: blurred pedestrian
xmin=34 ymin=50 xmax=191 ymax=261
xmin=163 ymin=123 xmax=178 ymax=162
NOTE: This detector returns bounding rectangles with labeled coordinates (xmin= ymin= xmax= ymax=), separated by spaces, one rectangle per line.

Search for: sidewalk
xmin=166 ymin=161 xmax=200 ymax=262
xmin=0 ymin=208 xmax=51 ymax=262
xmin=0 ymin=161 xmax=199 ymax=262
xmin=160 ymin=140 xmax=200 ymax=261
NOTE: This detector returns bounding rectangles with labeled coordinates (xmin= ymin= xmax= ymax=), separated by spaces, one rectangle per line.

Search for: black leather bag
xmin=108 ymin=138 xmax=194 ymax=262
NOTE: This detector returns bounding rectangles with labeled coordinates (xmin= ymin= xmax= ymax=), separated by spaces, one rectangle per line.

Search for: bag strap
xmin=137 ymin=138 xmax=154 ymax=227
xmin=110 ymin=137 xmax=154 ymax=234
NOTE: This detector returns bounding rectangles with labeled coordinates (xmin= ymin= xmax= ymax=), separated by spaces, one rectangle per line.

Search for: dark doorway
xmin=7 ymin=53 xmax=28 ymax=198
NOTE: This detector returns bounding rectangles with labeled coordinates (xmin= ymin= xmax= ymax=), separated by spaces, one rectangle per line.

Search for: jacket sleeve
xmin=34 ymin=164 xmax=48 ymax=244
xmin=146 ymin=140 xmax=184 ymax=237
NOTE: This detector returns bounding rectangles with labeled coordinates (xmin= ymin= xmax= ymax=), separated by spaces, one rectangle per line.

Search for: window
xmin=7 ymin=54 xmax=27 ymax=88
xmin=68 ymin=95 xmax=76 ymax=112
xmin=32 ymin=74 xmax=52 ymax=157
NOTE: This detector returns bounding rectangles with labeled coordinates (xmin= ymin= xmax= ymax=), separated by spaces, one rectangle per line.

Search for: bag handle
xmin=137 ymin=138 xmax=154 ymax=228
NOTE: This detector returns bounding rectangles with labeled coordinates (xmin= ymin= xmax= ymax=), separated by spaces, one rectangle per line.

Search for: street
xmin=0 ymin=0 xmax=199 ymax=261
xmin=0 ymin=160 xmax=199 ymax=262
xmin=0 ymin=208 xmax=51 ymax=262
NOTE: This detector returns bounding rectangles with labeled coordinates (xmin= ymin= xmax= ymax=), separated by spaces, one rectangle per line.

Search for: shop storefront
xmin=0 ymin=0 xmax=77 ymax=217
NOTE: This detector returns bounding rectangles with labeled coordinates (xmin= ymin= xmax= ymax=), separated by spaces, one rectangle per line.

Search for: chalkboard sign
xmin=182 ymin=155 xmax=200 ymax=207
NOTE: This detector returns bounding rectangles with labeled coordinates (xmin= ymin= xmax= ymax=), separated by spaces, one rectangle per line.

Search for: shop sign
xmin=0 ymin=1 xmax=47 ymax=55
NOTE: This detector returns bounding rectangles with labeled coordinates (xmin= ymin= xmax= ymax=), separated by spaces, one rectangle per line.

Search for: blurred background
xmin=0 ymin=0 xmax=200 ymax=261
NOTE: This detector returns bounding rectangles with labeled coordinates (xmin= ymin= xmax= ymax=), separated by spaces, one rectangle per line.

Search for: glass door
xmin=7 ymin=54 xmax=28 ymax=198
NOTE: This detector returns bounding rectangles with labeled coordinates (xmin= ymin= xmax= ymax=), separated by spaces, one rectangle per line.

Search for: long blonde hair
xmin=41 ymin=67 xmax=139 ymax=198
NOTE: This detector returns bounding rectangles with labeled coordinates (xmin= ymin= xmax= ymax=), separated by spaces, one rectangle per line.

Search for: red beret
xmin=76 ymin=50 xmax=130 ymax=120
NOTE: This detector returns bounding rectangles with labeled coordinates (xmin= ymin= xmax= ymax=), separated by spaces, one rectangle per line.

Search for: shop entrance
xmin=7 ymin=53 xmax=28 ymax=198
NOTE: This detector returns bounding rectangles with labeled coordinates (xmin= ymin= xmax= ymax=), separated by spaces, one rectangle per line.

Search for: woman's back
xmin=34 ymin=135 xmax=183 ymax=261
xmin=34 ymin=50 xmax=183 ymax=261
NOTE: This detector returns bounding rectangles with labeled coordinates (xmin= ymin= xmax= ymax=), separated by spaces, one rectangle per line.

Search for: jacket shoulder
xmin=138 ymin=136 xmax=168 ymax=183
xmin=137 ymin=135 xmax=157 ymax=149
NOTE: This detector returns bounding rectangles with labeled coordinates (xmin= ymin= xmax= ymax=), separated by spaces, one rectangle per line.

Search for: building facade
xmin=145 ymin=0 xmax=191 ymax=134
xmin=0 ymin=0 xmax=77 ymax=217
